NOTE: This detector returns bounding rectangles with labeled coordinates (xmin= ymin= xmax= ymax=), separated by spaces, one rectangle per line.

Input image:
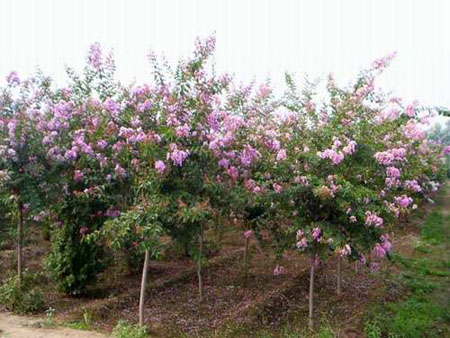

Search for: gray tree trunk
xmin=17 ymin=200 xmax=23 ymax=288
xmin=308 ymin=249 xmax=316 ymax=330
xmin=197 ymin=223 xmax=204 ymax=301
xmin=243 ymin=237 xmax=249 ymax=279
xmin=139 ymin=249 xmax=150 ymax=326
xmin=337 ymin=255 xmax=342 ymax=296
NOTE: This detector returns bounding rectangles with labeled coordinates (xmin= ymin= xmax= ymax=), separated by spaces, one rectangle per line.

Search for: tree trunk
xmin=355 ymin=261 xmax=359 ymax=273
xmin=139 ymin=249 xmax=150 ymax=326
xmin=197 ymin=223 xmax=204 ymax=302
xmin=308 ymin=248 xmax=316 ymax=330
xmin=243 ymin=237 xmax=249 ymax=279
xmin=337 ymin=255 xmax=342 ymax=296
xmin=17 ymin=200 xmax=23 ymax=288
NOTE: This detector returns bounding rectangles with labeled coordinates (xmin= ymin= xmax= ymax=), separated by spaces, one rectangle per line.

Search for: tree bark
xmin=337 ymin=255 xmax=342 ymax=296
xmin=17 ymin=200 xmax=23 ymax=288
xmin=308 ymin=248 xmax=316 ymax=330
xmin=139 ymin=249 xmax=150 ymax=326
xmin=197 ymin=223 xmax=204 ymax=302
xmin=243 ymin=237 xmax=249 ymax=279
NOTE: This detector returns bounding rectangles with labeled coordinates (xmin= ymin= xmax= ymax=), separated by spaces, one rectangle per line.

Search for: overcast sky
xmin=1 ymin=0 xmax=449 ymax=108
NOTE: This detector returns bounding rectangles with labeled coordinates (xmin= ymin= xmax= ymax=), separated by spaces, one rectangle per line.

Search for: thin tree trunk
xmin=197 ymin=223 xmax=204 ymax=302
xmin=139 ymin=249 xmax=150 ymax=326
xmin=337 ymin=255 xmax=342 ymax=296
xmin=243 ymin=237 xmax=249 ymax=279
xmin=17 ymin=200 xmax=23 ymax=288
xmin=217 ymin=214 xmax=223 ymax=242
xmin=308 ymin=248 xmax=316 ymax=330
xmin=354 ymin=261 xmax=358 ymax=273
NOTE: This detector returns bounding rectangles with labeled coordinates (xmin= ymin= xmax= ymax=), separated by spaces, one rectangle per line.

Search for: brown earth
xmin=0 ymin=190 xmax=440 ymax=337
xmin=0 ymin=312 xmax=106 ymax=338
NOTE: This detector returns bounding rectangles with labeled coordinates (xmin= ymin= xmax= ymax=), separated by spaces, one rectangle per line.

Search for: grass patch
xmin=112 ymin=320 xmax=148 ymax=338
xmin=62 ymin=309 xmax=93 ymax=331
xmin=421 ymin=211 xmax=443 ymax=245
xmin=364 ymin=205 xmax=450 ymax=338
xmin=367 ymin=295 xmax=447 ymax=338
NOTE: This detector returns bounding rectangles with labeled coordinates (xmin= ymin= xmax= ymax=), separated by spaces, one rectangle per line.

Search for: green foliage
xmin=364 ymin=319 xmax=382 ymax=338
xmin=46 ymin=222 xmax=107 ymax=295
xmin=63 ymin=309 xmax=93 ymax=330
xmin=44 ymin=307 xmax=56 ymax=327
xmin=0 ymin=271 xmax=44 ymax=313
xmin=112 ymin=320 xmax=149 ymax=338
xmin=102 ymin=203 xmax=164 ymax=259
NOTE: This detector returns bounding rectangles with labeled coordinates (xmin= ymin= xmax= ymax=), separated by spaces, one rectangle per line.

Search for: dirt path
xmin=0 ymin=313 xmax=106 ymax=338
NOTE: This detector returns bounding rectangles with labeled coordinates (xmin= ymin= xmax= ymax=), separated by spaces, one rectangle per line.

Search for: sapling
xmin=336 ymin=255 xmax=342 ymax=296
xmin=308 ymin=246 xmax=317 ymax=330
xmin=243 ymin=230 xmax=253 ymax=279
xmin=139 ymin=249 xmax=150 ymax=326
xmin=197 ymin=223 xmax=204 ymax=302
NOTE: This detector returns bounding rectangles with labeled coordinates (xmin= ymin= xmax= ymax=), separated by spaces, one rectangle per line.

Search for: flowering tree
xmin=93 ymin=36 xmax=244 ymax=324
xmin=0 ymin=36 xmax=445 ymax=330
xmin=220 ymin=53 xmax=445 ymax=328
xmin=0 ymin=72 xmax=55 ymax=287
xmin=38 ymin=45 xmax=131 ymax=294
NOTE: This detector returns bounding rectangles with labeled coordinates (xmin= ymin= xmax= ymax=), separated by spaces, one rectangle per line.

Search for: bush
xmin=46 ymin=222 xmax=105 ymax=295
xmin=112 ymin=320 xmax=148 ymax=338
xmin=0 ymin=271 xmax=44 ymax=313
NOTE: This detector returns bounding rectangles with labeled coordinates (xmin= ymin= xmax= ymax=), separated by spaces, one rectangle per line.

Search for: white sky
xmin=1 ymin=0 xmax=449 ymax=108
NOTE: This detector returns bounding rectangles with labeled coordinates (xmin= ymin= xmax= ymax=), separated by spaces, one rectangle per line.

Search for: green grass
xmin=62 ymin=310 xmax=94 ymax=331
xmin=364 ymin=209 xmax=450 ymax=338
xmin=367 ymin=295 xmax=447 ymax=338
xmin=112 ymin=320 xmax=149 ymax=338
xmin=421 ymin=211 xmax=444 ymax=245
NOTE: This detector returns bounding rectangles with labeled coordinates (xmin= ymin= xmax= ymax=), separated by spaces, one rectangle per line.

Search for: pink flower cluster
xmin=273 ymin=183 xmax=283 ymax=193
xmin=365 ymin=211 xmax=384 ymax=227
xmin=317 ymin=138 xmax=356 ymax=165
xmin=244 ymin=230 xmax=253 ymax=240
xmin=240 ymin=145 xmax=261 ymax=167
xmin=372 ymin=234 xmax=392 ymax=258
xmin=154 ymin=160 xmax=166 ymax=174
xmin=395 ymin=195 xmax=413 ymax=208
xmin=404 ymin=180 xmax=422 ymax=193
xmin=339 ymin=244 xmax=351 ymax=257
xmin=317 ymin=148 xmax=344 ymax=164
xmin=374 ymin=148 xmax=406 ymax=165
xmin=403 ymin=120 xmax=425 ymax=140
xmin=295 ymin=229 xmax=308 ymax=248
xmin=273 ymin=265 xmax=285 ymax=276
xmin=312 ymin=227 xmax=321 ymax=241
xmin=405 ymin=100 xmax=419 ymax=117
xmin=167 ymin=143 xmax=190 ymax=166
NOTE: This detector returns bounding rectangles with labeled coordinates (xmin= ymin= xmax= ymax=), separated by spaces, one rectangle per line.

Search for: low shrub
xmin=112 ymin=320 xmax=148 ymax=338
xmin=0 ymin=271 xmax=44 ymax=313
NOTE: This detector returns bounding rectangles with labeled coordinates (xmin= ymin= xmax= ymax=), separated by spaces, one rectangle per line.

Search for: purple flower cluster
xmin=365 ymin=211 xmax=384 ymax=227
xmin=374 ymin=147 xmax=406 ymax=165
xmin=167 ymin=143 xmax=189 ymax=166
xmin=395 ymin=195 xmax=413 ymax=208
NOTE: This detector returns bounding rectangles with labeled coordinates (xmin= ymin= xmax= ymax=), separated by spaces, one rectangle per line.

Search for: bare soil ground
xmin=0 ymin=194 xmax=438 ymax=337
xmin=0 ymin=312 xmax=106 ymax=338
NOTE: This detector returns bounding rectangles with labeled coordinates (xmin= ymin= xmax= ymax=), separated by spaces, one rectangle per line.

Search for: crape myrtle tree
xmin=223 ymin=53 xmax=445 ymax=328
xmin=95 ymin=36 xmax=244 ymax=325
xmin=0 ymin=35 xmax=445 ymax=330
xmin=0 ymin=72 xmax=55 ymax=288
xmin=39 ymin=44 xmax=133 ymax=295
